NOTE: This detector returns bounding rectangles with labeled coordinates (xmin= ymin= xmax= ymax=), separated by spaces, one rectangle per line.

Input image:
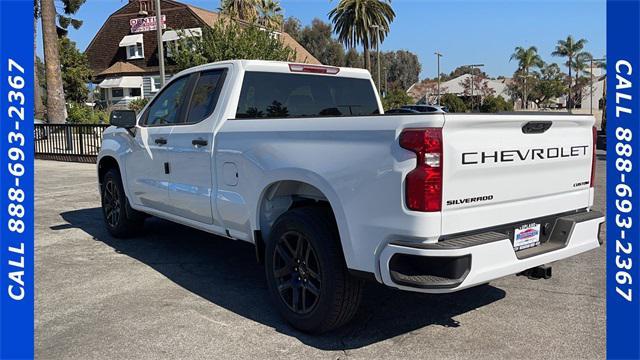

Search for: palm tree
xmin=552 ymin=35 xmax=587 ymax=110
xmin=34 ymin=0 xmax=44 ymax=119
xmin=219 ymin=0 xmax=259 ymax=23
xmin=329 ymin=0 xmax=395 ymax=72
xmin=38 ymin=0 xmax=86 ymax=123
xmin=572 ymin=51 xmax=592 ymax=108
xmin=257 ymin=0 xmax=283 ymax=30
xmin=510 ymin=46 xmax=544 ymax=109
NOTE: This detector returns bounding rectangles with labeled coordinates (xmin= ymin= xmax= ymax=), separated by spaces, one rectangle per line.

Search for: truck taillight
xmin=400 ymin=128 xmax=443 ymax=212
xmin=591 ymin=126 xmax=597 ymax=188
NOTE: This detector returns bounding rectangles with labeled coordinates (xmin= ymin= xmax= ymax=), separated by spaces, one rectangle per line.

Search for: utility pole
xmin=383 ymin=64 xmax=388 ymax=95
xmin=516 ymin=73 xmax=533 ymax=110
xmin=377 ymin=42 xmax=381 ymax=96
xmin=462 ymin=63 xmax=484 ymax=112
xmin=523 ymin=70 xmax=527 ymax=110
xmin=471 ymin=72 xmax=474 ymax=111
xmin=590 ymin=57 xmax=606 ymax=115
xmin=371 ymin=25 xmax=381 ymax=96
xmin=435 ymin=51 xmax=443 ymax=105
xmin=155 ymin=0 xmax=166 ymax=87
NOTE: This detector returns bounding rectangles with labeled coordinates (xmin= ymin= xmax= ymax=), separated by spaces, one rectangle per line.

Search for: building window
xmin=130 ymin=88 xmax=142 ymax=97
xmin=151 ymin=76 xmax=162 ymax=92
xmin=161 ymin=28 xmax=201 ymax=58
xmin=111 ymin=88 xmax=124 ymax=98
xmin=127 ymin=43 xmax=144 ymax=60
xmin=138 ymin=0 xmax=151 ymax=14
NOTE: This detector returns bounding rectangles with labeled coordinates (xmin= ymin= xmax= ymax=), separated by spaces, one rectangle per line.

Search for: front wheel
xmin=101 ymin=168 xmax=144 ymax=238
xmin=265 ymin=207 xmax=363 ymax=333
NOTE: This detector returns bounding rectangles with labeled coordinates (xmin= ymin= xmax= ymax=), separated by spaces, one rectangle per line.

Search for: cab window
xmin=185 ymin=70 xmax=226 ymax=124
xmin=236 ymin=72 xmax=380 ymax=119
xmin=142 ymin=76 xmax=189 ymax=126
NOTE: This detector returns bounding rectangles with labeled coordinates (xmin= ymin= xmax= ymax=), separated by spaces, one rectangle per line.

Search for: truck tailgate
xmin=440 ymin=114 xmax=595 ymax=235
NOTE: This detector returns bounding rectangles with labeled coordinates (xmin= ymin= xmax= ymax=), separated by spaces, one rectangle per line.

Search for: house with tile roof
xmin=85 ymin=0 xmax=320 ymax=109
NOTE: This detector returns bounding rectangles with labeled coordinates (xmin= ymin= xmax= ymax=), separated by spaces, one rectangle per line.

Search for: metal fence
xmin=34 ymin=124 xmax=110 ymax=163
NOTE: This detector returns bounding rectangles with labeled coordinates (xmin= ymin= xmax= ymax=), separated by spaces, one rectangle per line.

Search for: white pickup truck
xmin=98 ymin=60 xmax=604 ymax=333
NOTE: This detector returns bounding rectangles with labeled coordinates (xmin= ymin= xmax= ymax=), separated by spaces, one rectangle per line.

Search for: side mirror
xmin=109 ymin=110 xmax=137 ymax=129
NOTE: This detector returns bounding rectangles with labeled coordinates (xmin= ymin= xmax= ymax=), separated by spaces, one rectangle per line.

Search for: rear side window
xmin=235 ymin=72 xmax=380 ymax=119
xmin=185 ymin=70 xmax=226 ymax=124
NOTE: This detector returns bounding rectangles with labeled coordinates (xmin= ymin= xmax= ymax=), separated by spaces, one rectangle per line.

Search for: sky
xmin=40 ymin=0 xmax=606 ymax=79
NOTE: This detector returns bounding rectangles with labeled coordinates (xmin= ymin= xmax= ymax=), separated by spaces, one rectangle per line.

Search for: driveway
xmin=35 ymin=152 xmax=606 ymax=359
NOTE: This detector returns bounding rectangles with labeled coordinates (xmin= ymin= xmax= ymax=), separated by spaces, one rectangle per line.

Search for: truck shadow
xmin=57 ymin=207 xmax=506 ymax=350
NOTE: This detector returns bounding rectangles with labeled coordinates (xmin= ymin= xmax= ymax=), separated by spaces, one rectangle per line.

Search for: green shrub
xmin=480 ymin=95 xmax=514 ymax=113
xmin=66 ymin=103 xmax=108 ymax=124
xmin=129 ymin=98 xmax=149 ymax=113
xmin=440 ymin=93 xmax=467 ymax=113
xmin=382 ymin=88 xmax=414 ymax=111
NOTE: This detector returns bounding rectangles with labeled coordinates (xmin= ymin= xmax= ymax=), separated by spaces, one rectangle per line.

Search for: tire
xmin=101 ymin=168 xmax=145 ymax=238
xmin=265 ymin=207 xmax=363 ymax=333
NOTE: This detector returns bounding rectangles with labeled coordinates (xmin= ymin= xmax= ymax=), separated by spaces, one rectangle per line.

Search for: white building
xmin=407 ymin=74 xmax=512 ymax=104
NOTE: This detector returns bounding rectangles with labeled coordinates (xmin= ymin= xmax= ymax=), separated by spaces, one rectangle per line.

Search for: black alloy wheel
xmin=265 ymin=207 xmax=363 ymax=333
xmin=272 ymin=230 xmax=322 ymax=315
xmin=102 ymin=177 xmax=121 ymax=229
xmin=101 ymin=168 xmax=144 ymax=238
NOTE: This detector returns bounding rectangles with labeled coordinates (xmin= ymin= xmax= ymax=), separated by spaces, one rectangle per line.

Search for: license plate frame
xmin=513 ymin=223 xmax=541 ymax=251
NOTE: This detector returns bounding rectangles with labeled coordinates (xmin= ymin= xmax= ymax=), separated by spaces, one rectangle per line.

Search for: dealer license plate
xmin=513 ymin=223 xmax=541 ymax=251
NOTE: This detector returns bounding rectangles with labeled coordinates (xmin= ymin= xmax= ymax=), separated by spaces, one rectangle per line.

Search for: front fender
xmin=97 ymin=128 xmax=134 ymax=199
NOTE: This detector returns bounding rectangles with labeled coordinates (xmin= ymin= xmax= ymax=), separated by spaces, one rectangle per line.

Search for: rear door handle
xmin=155 ymin=138 xmax=167 ymax=145
xmin=192 ymin=139 xmax=208 ymax=147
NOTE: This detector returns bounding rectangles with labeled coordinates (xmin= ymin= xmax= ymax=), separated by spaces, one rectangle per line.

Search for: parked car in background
xmin=402 ymin=104 xmax=448 ymax=113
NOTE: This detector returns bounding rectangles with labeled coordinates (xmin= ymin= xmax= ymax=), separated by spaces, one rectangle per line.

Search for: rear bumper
xmin=378 ymin=210 xmax=604 ymax=293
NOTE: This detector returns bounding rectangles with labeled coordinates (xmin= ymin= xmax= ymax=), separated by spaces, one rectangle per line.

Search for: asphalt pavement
xmin=35 ymin=152 xmax=607 ymax=359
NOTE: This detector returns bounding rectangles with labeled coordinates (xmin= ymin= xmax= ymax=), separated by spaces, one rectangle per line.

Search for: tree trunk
xmin=40 ymin=0 xmax=67 ymax=123
xmin=576 ymin=72 xmax=580 ymax=109
xmin=567 ymin=56 xmax=572 ymax=111
xmin=523 ymin=68 xmax=528 ymax=110
xmin=363 ymin=44 xmax=371 ymax=72
xmin=34 ymin=11 xmax=44 ymax=119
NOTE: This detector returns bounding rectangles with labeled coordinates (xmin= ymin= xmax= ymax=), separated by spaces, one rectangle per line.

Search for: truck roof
xmin=173 ymin=60 xmax=373 ymax=80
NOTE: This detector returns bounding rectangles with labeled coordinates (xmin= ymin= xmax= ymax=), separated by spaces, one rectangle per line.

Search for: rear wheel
xmin=265 ymin=207 xmax=363 ymax=333
xmin=101 ymin=168 xmax=144 ymax=238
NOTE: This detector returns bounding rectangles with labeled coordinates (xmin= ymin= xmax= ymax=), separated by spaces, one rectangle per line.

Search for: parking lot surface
xmin=35 ymin=153 xmax=606 ymax=359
